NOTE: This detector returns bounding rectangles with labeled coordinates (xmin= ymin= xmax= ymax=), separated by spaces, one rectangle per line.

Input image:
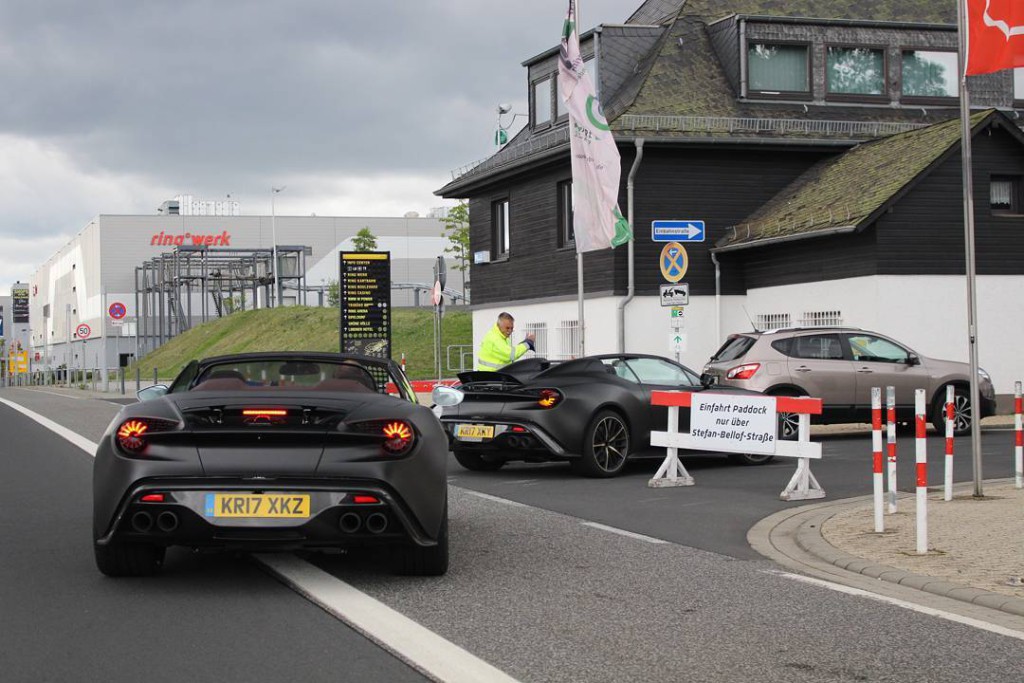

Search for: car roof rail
xmin=761 ymin=325 xmax=863 ymax=334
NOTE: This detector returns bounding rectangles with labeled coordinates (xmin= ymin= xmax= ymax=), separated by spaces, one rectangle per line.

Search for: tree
xmin=326 ymin=278 xmax=340 ymax=307
xmin=352 ymin=227 xmax=378 ymax=252
xmin=440 ymin=201 xmax=470 ymax=300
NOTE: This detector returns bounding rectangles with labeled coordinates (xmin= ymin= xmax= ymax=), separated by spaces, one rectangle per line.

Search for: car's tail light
xmin=537 ymin=389 xmax=563 ymax=408
xmin=348 ymin=419 xmax=417 ymax=456
xmin=139 ymin=493 xmax=166 ymax=503
xmin=115 ymin=417 xmax=178 ymax=455
xmin=726 ymin=363 xmax=761 ymax=380
xmin=381 ymin=421 xmax=414 ymax=455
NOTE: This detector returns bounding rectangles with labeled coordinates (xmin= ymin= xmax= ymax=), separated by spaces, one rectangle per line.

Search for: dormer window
xmin=902 ymin=50 xmax=957 ymax=99
xmin=826 ymin=46 xmax=885 ymax=98
xmin=533 ymin=77 xmax=552 ymax=127
xmin=747 ymin=43 xmax=809 ymax=97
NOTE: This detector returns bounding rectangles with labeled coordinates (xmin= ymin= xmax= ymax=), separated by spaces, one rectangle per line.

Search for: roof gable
xmin=715 ymin=110 xmax=1014 ymax=251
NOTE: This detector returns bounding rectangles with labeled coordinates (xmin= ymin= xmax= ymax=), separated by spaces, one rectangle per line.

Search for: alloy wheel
xmin=592 ymin=416 xmax=629 ymax=473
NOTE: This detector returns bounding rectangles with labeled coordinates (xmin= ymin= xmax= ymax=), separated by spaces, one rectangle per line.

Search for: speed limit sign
xmin=76 ymin=323 xmax=92 ymax=339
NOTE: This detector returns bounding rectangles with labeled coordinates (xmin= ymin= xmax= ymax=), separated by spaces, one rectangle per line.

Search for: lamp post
xmin=271 ymin=186 xmax=286 ymax=307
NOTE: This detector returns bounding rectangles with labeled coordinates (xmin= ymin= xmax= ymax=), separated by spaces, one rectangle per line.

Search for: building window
xmin=492 ymin=199 xmax=510 ymax=258
xmin=902 ymin=50 xmax=957 ymax=99
xmin=799 ymin=310 xmax=843 ymax=327
xmin=827 ymin=46 xmax=885 ymax=97
xmin=557 ymin=180 xmax=574 ymax=248
xmin=557 ymin=319 xmax=580 ymax=359
xmin=533 ymin=77 xmax=552 ymax=127
xmin=521 ymin=322 xmax=548 ymax=356
xmin=1015 ymin=68 xmax=1024 ymax=102
xmin=756 ymin=313 xmax=791 ymax=330
xmin=747 ymin=43 xmax=809 ymax=95
xmin=991 ymin=176 xmax=1022 ymax=214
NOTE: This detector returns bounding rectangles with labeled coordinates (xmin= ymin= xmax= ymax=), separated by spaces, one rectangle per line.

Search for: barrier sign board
xmin=660 ymin=283 xmax=689 ymax=306
xmin=339 ymin=251 xmax=391 ymax=358
xmin=652 ymin=220 xmax=705 ymax=242
xmin=689 ymin=394 xmax=777 ymax=455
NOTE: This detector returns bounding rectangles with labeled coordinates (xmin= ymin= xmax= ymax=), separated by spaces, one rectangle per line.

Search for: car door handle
xmin=794 ymin=367 xmax=811 ymax=372
xmin=856 ymin=368 xmax=873 ymax=373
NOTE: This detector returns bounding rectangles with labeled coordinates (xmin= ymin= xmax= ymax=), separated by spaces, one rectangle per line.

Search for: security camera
xmin=497 ymin=103 xmax=513 ymax=114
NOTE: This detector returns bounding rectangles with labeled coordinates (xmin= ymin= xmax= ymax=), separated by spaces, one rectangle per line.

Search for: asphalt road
xmin=2 ymin=387 xmax=1021 ymax=683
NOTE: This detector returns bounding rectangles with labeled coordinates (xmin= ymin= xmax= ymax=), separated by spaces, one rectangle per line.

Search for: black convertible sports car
xmin=435 ymin=354 xmax=770 ymax=477
xmin=93 ymin=352 xmax=448 ymax=577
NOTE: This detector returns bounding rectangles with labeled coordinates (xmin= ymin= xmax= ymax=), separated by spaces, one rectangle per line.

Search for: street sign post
xmin=652 ymin=220 xmax=705 ymax=242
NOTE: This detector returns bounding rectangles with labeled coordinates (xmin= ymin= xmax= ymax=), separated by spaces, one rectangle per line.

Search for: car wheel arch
xmin=930 ymin=380 xmax=968 ymax=410
xmin=586 ymin=403 xmax=633 ymax=450
xmin=764 ymin=384 xmax=808 ymax=398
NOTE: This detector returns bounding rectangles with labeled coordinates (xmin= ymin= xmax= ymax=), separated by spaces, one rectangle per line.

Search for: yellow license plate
xmin=205 ymin=493 xmax=311 ymax=518
xmin=455 ymin=424 xmax=494 ymax=440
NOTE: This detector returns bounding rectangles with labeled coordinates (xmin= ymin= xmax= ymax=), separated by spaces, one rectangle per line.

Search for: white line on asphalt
xmin=768 ymin=570 xmax=1024 ymax=642
xmin=463 ymin=490 xmax=531 ymax=508
xmin=20 ymin=387 xmax=89 ymax=400
xmin=257 ymin=554 xmax=520 ymax=683
xmin=581 ymin=521 xmax=668 ymax=544
xmin=0 ymin=397 xmax=99 ymax=455
xmin=0 ymin=396 xmax=521 ymax=683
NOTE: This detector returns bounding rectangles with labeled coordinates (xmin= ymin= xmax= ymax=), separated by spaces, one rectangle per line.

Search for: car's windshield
xmin=616 ymin=357 xmax=700 ymax=386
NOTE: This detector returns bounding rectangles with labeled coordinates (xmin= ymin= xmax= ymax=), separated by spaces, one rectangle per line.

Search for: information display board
xmin=338 ymin=251 xmax=391 ymax=358
xmin=11 ymin=284 xmax=29 ymax=323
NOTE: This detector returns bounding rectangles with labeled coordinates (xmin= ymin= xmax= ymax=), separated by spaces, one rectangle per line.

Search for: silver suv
xmin=702 ymin=327 xmax=996 ymax=437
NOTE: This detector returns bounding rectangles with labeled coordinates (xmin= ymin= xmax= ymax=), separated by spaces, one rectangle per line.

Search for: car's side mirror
xmin=906 ymin=354 xmax=920 ymax=367
xmin=137 ymin=384 xmax=169 ymax=402
xmin=431 ymin=385 xmax=465 ymax=407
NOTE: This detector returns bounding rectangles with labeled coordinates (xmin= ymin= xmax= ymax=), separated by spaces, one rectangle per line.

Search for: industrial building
xmin=26 ymin=207 xmax=459 ymax=373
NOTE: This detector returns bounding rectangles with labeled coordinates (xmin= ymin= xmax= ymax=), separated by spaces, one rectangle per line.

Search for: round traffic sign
xmin=659 ymin=242 xmax=688 ymax=283
xmin=431 ymin=280 xmax=443 ymax=306
xmin=109 ymin=301 xmax=127 ymax=320
xmin=76 ymin=323 xmax=92 ymax=339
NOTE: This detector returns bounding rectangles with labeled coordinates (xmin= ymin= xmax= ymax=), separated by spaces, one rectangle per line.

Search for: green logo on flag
xmin=586 ymin=95 xmax=611 ymax=132
xmin=611 ymin=207 xmax=632 ymax=248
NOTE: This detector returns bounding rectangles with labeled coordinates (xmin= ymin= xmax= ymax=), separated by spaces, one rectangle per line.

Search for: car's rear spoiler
xmin=456 ymin=370 xmax=524 ymax=386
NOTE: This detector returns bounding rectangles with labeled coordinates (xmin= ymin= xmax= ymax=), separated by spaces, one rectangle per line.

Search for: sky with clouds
xmin=0 ymin=0 xmax=634 ymax=294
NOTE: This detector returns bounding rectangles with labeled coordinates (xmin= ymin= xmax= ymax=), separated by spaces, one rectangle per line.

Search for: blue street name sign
xmin=652 ymin=220 xmax=705 ymax=242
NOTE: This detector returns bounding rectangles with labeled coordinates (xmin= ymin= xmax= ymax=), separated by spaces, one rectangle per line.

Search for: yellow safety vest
xmin=476 ymin=324 xmax=529 ymax=371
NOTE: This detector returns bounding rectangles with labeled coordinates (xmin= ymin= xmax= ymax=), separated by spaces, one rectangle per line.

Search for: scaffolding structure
xmin=134 ymin=245 xmax=310 ymax=355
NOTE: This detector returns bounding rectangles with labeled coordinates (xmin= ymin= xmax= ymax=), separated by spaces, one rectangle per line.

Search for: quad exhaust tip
xmin=156 ymin=511 xmax=179 ymax=533
xmin=365 ymin=513 xmax=389 ymax=534
xmin=130 ymin=511 xmax=154 ymax=533
xmin=339 ymin=512 xmax=362 ymax=533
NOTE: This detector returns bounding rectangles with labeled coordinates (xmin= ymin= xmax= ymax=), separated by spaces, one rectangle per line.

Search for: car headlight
xmin=978 ymin=368 xmax=991 ymax=382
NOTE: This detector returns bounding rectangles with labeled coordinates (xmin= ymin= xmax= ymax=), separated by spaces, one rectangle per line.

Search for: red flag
xmin=967 ymin=0 xmax=1024 ymax=75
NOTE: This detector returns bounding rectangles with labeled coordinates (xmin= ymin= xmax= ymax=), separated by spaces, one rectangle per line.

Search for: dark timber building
xmin=437 ymin=0 xmax=1024 ymax=394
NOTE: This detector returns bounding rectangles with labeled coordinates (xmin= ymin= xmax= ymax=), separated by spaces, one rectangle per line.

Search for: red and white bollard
xmin=400 ymin=353 xmax=407 ymax=374
xmin=944 ymin=385 xmax=954 ymax=502
xmin=915 ymin=389 xmax=928 ymax=554
xmin=1015 ymin=381 xmax=1023 ymax=490
xmin=886 ymin=385 xmax=897 ymax=514
xmin=871 ymin=387 xmax=884 ymax=532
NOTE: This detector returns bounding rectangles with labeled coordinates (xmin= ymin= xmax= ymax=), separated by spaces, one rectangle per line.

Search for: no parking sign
xmin=108 ymin=301 xmax=127 ymax=320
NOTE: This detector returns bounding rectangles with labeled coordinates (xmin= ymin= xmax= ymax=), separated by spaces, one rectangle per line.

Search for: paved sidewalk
xmin=751 ymin=479 xmax=1024 ymax=627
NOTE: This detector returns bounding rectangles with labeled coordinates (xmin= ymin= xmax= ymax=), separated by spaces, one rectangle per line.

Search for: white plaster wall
xmin=470 ymin=274 xmax=1024 ymax=395
xmin=740 ymin=275 xmax=1024 ymax=394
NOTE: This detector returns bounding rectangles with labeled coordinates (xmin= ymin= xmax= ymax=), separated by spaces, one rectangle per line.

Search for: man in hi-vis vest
xmin=476 ymin=312 xmax=535 ymax=371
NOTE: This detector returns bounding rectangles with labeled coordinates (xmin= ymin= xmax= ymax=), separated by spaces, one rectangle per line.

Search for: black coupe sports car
xmin=93 ymin=352 xmax=448 ymax=577
xmin=435 ymin=354 xmax=770 ymax=477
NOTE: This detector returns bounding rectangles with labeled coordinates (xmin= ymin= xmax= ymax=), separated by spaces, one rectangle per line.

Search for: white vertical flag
xmin=558 ymin=0 xmax=632 ymax=253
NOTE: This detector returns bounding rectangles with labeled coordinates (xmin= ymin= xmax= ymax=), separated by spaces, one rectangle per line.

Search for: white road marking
xmin=581 ymin=521 xmax=667 ymax=544
xmin=0 ymin=397 xmax=99 ymax=455
xmin=0 ymin=395 xmax=521 ymax=683
xmin=768 ymin=570 xmax=1024 ymax=642
xmin=20 ymin=387 xmax=89 ymax=400
xmin=463 ymin=490 xmax=530 ymax=508
xmin=257 ymin=554 xmax=520 ymax=683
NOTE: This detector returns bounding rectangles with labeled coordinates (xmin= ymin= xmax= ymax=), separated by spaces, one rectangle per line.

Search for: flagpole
xmin=957 ymin=0 xmax=984 ymax=496
xmin=577 ymin=0 xmax=585 ymax=358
